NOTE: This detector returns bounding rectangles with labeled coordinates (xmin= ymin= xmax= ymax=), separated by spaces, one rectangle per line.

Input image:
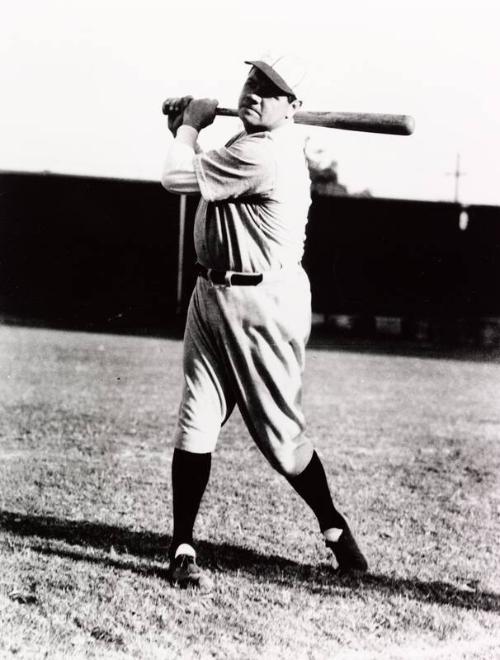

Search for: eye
xmin=262 ymin=82 xmax=283 ymax=97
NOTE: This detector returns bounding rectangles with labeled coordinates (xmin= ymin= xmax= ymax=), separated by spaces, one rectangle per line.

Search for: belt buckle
xmin=223 ymin=270 xmax=234 ymax=287
xmin=206 ymin=269 xmax=234 ymax=288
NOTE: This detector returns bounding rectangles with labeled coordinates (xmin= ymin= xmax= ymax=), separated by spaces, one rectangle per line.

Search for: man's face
xmin=238 ymin=68 xmax=299 ymax=133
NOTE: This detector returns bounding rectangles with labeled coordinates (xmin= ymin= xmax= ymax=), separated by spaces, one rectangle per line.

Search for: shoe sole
xmin=169 ymin=576 xmax=213 ymax=592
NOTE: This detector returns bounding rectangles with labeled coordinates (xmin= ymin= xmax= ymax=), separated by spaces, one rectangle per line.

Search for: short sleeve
xmin=193 ymin=133 xmax=276 ymax=202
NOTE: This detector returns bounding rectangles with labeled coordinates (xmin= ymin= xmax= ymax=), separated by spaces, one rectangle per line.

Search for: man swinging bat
xmin=161 ymin=52 xmax=368 ymax=590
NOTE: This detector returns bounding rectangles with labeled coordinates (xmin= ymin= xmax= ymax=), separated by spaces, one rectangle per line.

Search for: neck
xmin=245 ymin=116 xmax=293 ymax=134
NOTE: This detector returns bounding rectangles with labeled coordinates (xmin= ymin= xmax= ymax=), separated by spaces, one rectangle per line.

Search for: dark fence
xmin=0 ymin=171 xmax=181 ymax=331
xmin=304 ymin=195 xmax=500 ymax=319
xmin=1 ymin=171 xmax=499 ymax=340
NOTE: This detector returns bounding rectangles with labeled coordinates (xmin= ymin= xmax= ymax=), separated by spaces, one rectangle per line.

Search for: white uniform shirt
xmin=162 ymin=122 xmax=311 ymax=273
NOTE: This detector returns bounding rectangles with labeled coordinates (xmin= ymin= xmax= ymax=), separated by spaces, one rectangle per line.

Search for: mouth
xmin=240 ymin=106 xmax=259 ymax=116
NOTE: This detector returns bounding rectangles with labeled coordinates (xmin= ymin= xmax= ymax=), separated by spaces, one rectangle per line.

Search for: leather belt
xmin=195 ymin=263 xmax=263 ymax=287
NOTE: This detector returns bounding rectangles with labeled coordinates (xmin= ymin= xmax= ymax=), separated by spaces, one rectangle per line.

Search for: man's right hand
xmin=164 ymin=96 xmax=194 ymax=136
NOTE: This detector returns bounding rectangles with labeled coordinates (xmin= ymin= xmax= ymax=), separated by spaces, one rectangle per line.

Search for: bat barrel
xmin=293 ymin=111 xmax=415 ymax=136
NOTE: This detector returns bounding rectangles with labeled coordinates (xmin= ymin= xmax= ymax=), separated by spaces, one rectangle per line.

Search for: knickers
xmin=174 ymin=266 xmax=313 ymax=476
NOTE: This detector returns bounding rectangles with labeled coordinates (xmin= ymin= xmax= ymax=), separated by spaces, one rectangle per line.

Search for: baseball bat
xmin=162 ymin=102 xmax=415 ymax=136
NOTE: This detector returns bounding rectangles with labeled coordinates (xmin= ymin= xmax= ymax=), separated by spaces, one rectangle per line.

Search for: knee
xmin=268 ymin=439 xmax=314 ymax=478
xmin=269 ymin=452 xmax=300 ymax=478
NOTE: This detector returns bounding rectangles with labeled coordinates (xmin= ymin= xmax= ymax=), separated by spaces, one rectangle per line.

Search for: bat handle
xmin=161 ymin=101 xmax=237 ymax=118
xmin=213 ymin=107 xmax=238 ymax=117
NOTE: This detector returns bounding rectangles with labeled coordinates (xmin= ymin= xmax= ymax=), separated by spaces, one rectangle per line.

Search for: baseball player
xmin=161 ymin=53 xmax=367 ymax=590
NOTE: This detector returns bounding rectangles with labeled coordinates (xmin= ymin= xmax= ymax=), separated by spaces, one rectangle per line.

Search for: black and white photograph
xmin=1 ymin=1 xmax=499 ymax=657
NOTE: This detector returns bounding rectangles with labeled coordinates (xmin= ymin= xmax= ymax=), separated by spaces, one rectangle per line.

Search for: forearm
xmin=161 ymin=125 xmax=201 ymax=194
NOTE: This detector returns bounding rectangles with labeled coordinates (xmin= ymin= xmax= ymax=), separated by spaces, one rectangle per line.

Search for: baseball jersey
xmin=193 ymin=123 xmax=310 ymax=273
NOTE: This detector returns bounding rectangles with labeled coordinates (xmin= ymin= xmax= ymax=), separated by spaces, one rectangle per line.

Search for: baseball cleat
xmin=324 ymin=525 xmax=368 ymax=573
xmin=168 ymin=544 xmax=213 ymax=592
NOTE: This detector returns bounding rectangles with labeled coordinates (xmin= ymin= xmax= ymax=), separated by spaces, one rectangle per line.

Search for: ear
xmin=290 ymin=98 xmax=302 ymax=116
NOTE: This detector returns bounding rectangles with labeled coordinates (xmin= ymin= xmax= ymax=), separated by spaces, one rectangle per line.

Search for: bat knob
xmin=162 ymin=99 xmax=177 ymax=115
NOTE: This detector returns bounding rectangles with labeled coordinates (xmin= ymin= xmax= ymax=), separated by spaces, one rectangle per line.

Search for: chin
xmin=239 ymin=109 xmax=262 ymax=132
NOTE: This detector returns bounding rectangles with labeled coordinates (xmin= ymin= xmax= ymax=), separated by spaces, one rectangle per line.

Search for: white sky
xmin=1 ymin=0 xmax=499 ymax=205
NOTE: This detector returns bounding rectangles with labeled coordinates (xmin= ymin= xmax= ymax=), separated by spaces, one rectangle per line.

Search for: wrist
xmin=183 ymin=118 xmax=203 ymax=132
xmin=176 ymin=125 xmax=199 ymax=149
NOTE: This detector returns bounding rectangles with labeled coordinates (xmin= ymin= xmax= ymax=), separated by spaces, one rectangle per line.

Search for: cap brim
xmin=244 ymin=60 xmax=295 ymax=96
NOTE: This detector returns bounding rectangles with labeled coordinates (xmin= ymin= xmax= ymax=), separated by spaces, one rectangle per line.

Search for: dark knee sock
xmin=286 ymin=451 xmax=346 ymax=533
xmin=171 ymin=448 xmax=211 ymax=556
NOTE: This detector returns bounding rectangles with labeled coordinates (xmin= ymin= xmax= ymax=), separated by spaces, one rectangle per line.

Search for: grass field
xmin=0 ymin=324 xmax=499 ymax=659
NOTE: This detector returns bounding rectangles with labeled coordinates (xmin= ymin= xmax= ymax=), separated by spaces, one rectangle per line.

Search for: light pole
xmin=446 ymin=153 xmax=466 ymax=203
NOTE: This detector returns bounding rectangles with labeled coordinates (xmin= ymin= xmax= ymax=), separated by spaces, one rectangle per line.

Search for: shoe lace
xmin=177 ymin=555 xmax=194 ymax=570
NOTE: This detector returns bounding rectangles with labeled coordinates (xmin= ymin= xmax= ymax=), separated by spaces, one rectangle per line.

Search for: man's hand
xmin=183 ymin=98 xmax=219 ymax=132
xmin=164 ymin=96 xmax=194 ymax=136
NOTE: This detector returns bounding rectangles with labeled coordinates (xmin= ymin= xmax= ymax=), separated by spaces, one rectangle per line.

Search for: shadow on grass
xmin=1 ymin=510 xmax=499 ymax=613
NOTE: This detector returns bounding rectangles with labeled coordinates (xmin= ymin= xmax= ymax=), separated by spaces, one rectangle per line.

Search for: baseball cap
xmin=244 ymin=52 xmax=307 ymax=100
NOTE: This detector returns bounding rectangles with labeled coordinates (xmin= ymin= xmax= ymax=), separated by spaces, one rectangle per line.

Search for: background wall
xmin=1 ymin=172 xmax=499 ymax=341
xmin=304 ymin=196 xmax=500 ymax=318
xmin=0 ymin=172 xmax=180 ymax=331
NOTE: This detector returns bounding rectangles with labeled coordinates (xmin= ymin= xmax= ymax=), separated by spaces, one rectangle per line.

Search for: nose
xmin=244 ymin=93 xmax=260 ymax=105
